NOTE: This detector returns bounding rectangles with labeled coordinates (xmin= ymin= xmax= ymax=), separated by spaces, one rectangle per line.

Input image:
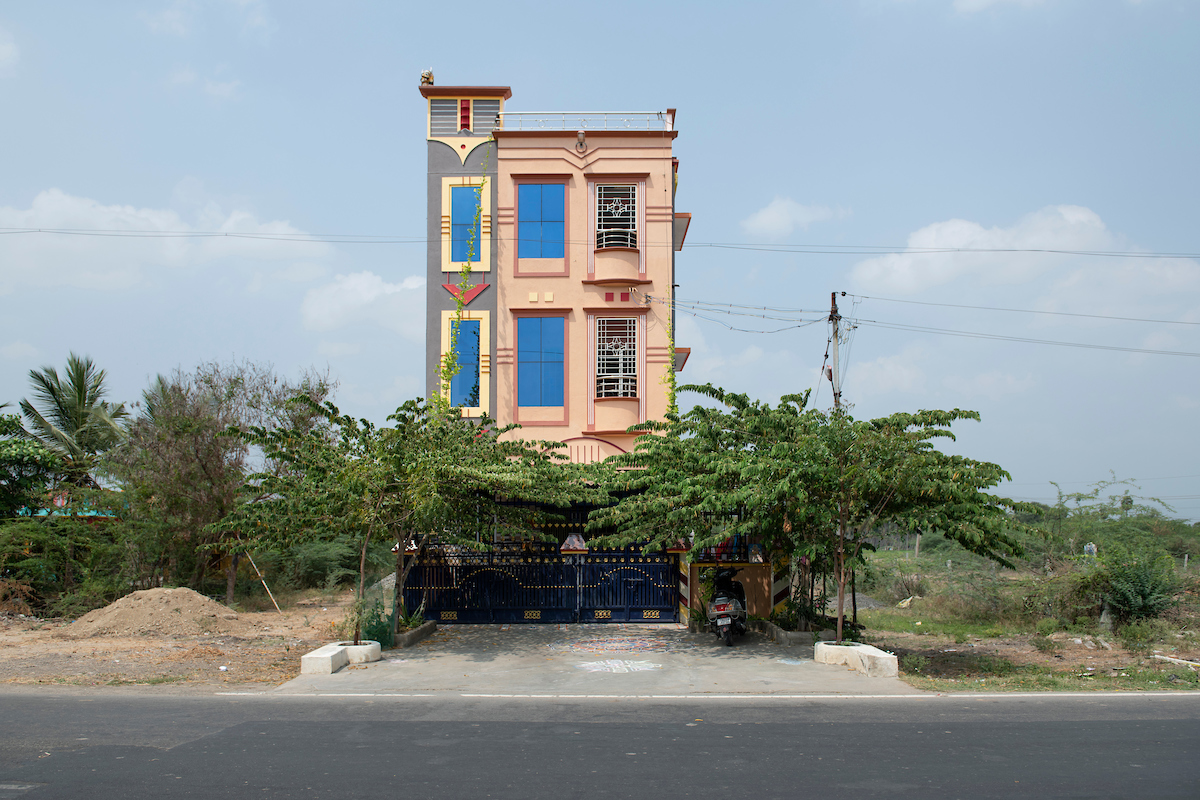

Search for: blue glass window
xmin=517 ymin=317 xmax=565 ymax=407
xmin=450 ymin=319 xmax=481 ymax=407
xmin=517 ymin=184 xmax=565 ymax=259
xmin=451 ymin=186 xmax=482 ymax=263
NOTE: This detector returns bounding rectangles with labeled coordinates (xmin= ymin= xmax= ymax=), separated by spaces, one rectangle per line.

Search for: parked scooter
xmin=707 ymin=567 xmax=748 ymax=646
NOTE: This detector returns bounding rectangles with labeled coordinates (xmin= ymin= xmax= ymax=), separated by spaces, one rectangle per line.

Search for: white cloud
xmin=953 ymin=0 xmax=1046 ymax=12
xmin=0 ymin=188 xmax=330 ymax=296
xmin=943 ymin=369 xmax=1034 ymax=398
xmin=316 ymin=341 xmax=362 ymax=358
xmin=740 ymin=197 xmax=847 ymax=240
xmin=203 ymin=78 xmax=241 ymax=99
xmin=851 ymin=205 xmax=1116 ymax=295
xmin=846 ymin=345 xmax=926 ymax=397
xmin=142 ymin=1 xmax=195 ymax=36
xmin=0 ymin=25 xmax=19 ymax=76
xmin=301 ymin=272 xmax=425 ymax=340
xmin=0 ymin=341 xmax=38 ymax=360
xmin=229 ymin=0 xmax=276 ymax=40
xmin=166 ymin=67 xmax=197 ymax=86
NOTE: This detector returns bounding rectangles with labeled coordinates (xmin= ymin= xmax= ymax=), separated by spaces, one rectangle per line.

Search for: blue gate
xmin=403 ymin=542 xmax=678 ymax=624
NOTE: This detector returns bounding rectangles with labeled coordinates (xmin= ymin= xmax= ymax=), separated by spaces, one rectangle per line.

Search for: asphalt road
xmin=0 ymin=690 xmax=1197 ymax=799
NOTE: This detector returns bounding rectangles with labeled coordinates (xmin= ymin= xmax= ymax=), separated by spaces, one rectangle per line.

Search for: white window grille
xmin=596 ymin=185 xmax=637 ymax=249
xmin=429 ymin=99 xmax=459 ymax=136
xmin=596 ymin=318 xmax=637 ymax=398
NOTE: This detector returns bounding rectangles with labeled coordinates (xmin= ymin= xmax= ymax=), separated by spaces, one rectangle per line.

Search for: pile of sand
xmin=65 ymin=587 xmax=259 ymax=639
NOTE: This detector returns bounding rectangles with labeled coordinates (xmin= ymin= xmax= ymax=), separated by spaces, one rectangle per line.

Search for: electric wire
xmin=847 ymin=317 xmax=1200 ymax=358
xmin=848 ymin=293 xmax=1200 ymax=327
xmin=2 ymin=226 xmax=1198 ymax=260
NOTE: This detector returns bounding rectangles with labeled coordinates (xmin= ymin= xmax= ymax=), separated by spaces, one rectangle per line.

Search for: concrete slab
xmin=814 ymin=642 xmax=899 ymax=678
xmin=300 ymin=644 xmax=349 ymax=675
xmin=277 ymin=623 xmax=922 ymax=697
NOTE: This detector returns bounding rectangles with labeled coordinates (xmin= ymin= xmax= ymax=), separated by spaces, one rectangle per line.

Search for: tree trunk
xmin=391 ymin=531 xmax=406 ymax=637
xmin=224 ymin=552 xmax=240 ymax=606
xmin=835 ymin=498 xmax=849 ymax=644
xmin=851 ymin=569 xmax=858 ymax=627
xmin=354 ymin=528 xmax=373 ymax=645
xmin=391 ymin=533 xmax=427 ymax=636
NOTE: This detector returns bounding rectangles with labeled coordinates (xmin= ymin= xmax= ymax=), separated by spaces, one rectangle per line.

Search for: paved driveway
xmin=275 ymin=623 xmax=922 ymax=697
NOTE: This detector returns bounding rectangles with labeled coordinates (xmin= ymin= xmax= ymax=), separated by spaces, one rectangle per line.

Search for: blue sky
xmin=1 ymin=0 xmax=1198 ymax=516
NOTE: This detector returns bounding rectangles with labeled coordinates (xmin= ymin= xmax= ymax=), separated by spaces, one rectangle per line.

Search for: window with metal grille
xmin=596 ymin=318 xmax=637 ymax=398
xmin=596 ymin=185 xmax=637 ymax=249
xmin=472 ymin=99 xmax=501 ymax=133
xmin=430 ymin=99 xmax=459 ymax=136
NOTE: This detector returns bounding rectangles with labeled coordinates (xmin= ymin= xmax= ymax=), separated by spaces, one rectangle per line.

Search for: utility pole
xmin=829 ymin=292 xmax=842 ymax=409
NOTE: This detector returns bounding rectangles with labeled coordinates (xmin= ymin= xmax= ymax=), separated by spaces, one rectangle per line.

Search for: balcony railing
xmin=495 ymin=111 xmax=672 ymax=132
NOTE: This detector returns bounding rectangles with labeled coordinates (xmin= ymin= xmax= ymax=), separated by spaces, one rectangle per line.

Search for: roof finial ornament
xmin=420 ymin=69 xmax=434 ymax=86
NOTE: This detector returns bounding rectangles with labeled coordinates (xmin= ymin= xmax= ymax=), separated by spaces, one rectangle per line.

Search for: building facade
xmin=421 ymin=82 xmax=691 ymax=459
xmin=412 ymin=80 xmax=789 ymax=625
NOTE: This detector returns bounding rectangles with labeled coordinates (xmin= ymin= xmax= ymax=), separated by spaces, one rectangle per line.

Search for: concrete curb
xmin=814 ymin=641 xmax=898 ymax=678
xmin=395 ymin=620 xmax=437 ymax=649
xmin=300 ymin=640 xmax=382 ymax=675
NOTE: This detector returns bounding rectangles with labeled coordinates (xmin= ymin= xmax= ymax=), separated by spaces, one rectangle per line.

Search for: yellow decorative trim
xmin=441 ymin=611 xmax=458 ymax=621
xmin=440 ymin=309 xmax=491 ymax=418
xmin=524 ymin=610 xmax=541 ymax=620
xmin=594 ymin=609 xmax=612 ymax=619
xmin=642 ymin=609 xmax=660 ymax=619
xmin=441 ymin=176 xmax=492 ymax=274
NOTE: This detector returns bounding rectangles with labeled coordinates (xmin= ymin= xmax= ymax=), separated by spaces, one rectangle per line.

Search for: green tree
xmin=220 ymin=396 xmax=601 ymax=643
xmin=0 ymin=408 xmax=60 ymax=518
xmin=589 ymin=384 xmax=1031 ymax=641
xmin=19 ymin=353 xmax=127 ymax=488
xmin=104 ymin=361 xmax=330 ymax=602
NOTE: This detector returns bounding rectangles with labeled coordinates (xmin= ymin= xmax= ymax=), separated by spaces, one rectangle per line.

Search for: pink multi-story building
xmin=421 ymin=80 xmax=690 ymax=461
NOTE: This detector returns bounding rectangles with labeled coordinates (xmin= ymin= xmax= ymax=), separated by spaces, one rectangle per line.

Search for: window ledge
xmin=581 ymin=278 xmax=652 ymax=286
xmin=593 ymin=396 xmax=639 ymax=403
xmin=594 ymin=246 xmax=639 ymax=253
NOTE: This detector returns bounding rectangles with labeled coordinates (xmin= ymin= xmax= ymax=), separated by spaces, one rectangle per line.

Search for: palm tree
xmin=19 ymin=353 xmax=128 ymax=488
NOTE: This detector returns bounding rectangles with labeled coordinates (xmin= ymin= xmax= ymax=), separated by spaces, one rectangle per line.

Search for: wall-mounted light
xmin=575 ymin=130 xmax=587 ymax=154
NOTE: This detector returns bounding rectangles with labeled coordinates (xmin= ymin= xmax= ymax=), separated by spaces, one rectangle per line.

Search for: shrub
xmin=1023 ymin=563 xmax=1107 ymax=624
xmin=1103 ymin=548 xmax=1178 ymax=621
xmin=1032 ymin=635 xmax=1061 ymax=654
xmin=900 ymin=654 xmax=929 ymax=674
xmin=1035 ymin=617 xmax=1059 ymax=636
xmin=361 ymin=598 xmax=394 ymax=648
xmin=0 ymin=518 xmax=123 ymax=613
xmin=1117 ymin=618 xmax=1174 ymax=652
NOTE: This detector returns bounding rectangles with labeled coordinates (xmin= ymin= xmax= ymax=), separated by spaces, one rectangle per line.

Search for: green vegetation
xmin=590 ymin=384 xmax=1033 ymax=641
xmin=217 ymin=395 xmax=604 ymax=642
xmin=899 ymin=653 xmax=1199 ymax=693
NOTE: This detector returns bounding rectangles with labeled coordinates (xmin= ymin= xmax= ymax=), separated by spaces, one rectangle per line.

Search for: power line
xmin=1006 ymin=473 xmax=1200 ymax=486
xmin=697 ymin=242 xmax=1200 ymax=259
xmin=2 ymin=226 xmax=1198 ymax=260
xmin=850 ymin=293 xmax=1200 ymax=327
xmin=848 ymin=317 xmax=1200 ymax=358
